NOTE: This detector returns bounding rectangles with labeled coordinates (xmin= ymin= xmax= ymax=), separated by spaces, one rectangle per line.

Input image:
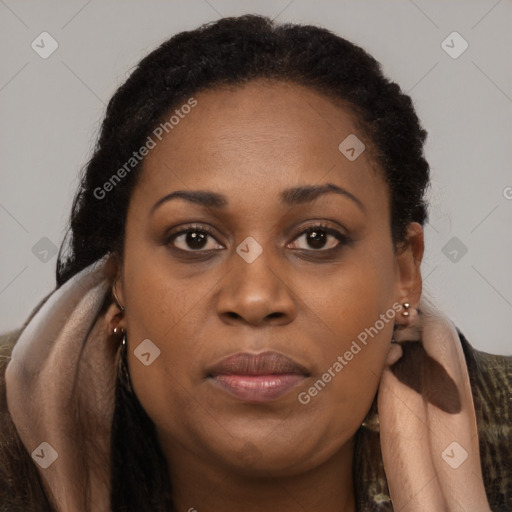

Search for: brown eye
xmin=288 ymin=225 xmax=348 ymax=251
xmin=168 ymin=225 xmax=223 ymax=252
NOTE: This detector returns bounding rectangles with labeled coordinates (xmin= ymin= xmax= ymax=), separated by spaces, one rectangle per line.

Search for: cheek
xmin=124 ymin=283 xmax=202 ymax=418
xmin=122 ymin=236 xmax=209 ymax=340
xmin=120 ymin=243 xmax=209 ymax=428
xmin=298 ymin=242 xmax=397 ymax=422
xmin=126 ymin=349 xmax=196 ymax=435
xmin=303 ymin=237 xmax=396 ymax=346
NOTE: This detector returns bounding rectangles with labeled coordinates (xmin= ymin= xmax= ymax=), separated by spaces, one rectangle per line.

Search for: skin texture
xmin=113 ymin=80 xmax=424 ymax=512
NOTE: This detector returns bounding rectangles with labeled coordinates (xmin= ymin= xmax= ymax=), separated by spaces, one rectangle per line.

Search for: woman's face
xmin=115 ymin=79 xmax=423 ymax=477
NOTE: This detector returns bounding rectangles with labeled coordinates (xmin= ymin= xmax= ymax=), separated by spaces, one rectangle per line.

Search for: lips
xmin=206 ymin=351 xmax=310 ymax=377
xmin=206 ymin=351 xmax=310 ymax=403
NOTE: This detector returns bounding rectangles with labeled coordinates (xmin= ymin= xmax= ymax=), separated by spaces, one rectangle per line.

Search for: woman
xmin=0 ymin=14 xmax=510 ymax=512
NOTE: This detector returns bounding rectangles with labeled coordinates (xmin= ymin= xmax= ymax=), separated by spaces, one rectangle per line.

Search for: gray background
xmin=1 ymin=0 xmax=511 ymax=354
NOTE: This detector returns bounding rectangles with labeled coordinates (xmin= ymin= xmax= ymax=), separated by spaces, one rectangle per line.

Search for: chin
xmin=206 ymin=435 xmax=328 ymax=478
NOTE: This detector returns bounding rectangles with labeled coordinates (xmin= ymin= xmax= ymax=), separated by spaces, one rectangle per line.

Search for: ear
xmin=394 ymin=222 xmax=424 ymax=318
xmin=110 ymin=253 xmax=127 ymax=331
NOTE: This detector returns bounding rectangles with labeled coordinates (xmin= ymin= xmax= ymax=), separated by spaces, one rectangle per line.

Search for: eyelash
xmin=165 ymin=222 xmax=351 ymax=256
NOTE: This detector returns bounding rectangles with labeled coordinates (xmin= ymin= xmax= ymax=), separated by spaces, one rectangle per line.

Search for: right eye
xmin=166 ymin=224 xmax=224 ymax=252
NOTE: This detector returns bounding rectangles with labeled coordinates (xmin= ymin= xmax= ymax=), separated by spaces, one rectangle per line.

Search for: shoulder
xmin=459 ymin=329 xmax=512 ymax=421
xmin=457 ymin=329 xmax=512 ymax=511
xmin=0 ymin=328 xmax=53 ymax=511
xmin=0 ymin=329 xmax=20 ymax=366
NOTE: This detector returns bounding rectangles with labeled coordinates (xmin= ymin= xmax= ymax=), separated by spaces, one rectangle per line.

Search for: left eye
xmin=288 ymin=226 xmax=346 ymax=251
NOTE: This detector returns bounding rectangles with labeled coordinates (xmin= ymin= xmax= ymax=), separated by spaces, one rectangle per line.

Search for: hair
xmin=3 ymin=14 xmax=431 ymax=511
xmin=56 ymin=14 xmax=430 ymax=287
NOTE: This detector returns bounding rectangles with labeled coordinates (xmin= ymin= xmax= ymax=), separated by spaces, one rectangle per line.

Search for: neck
xmin=160 ymin=435 xmax=356 ymax=512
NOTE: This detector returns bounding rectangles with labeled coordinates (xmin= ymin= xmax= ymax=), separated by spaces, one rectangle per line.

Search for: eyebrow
xmin=150 ymin=182 xmax=365 ymax=214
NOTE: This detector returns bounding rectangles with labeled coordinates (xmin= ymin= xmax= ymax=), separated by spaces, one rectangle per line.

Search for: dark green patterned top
xmin=353 ymin=329 xmax=512 ymax=511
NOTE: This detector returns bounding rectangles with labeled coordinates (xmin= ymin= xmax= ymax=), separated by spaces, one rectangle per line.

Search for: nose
xmin=216 ymin=246 xmax=297 ymax=327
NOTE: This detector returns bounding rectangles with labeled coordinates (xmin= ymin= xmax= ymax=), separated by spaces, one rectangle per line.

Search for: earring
xmin=391 ymin=301 xmax=417 ymax=344
xmin=113 ymin=326 xmax=124 ymax=337
xmin=360 ymin=411 xmax=380 ymax=432
xmin=117 ymin=333 xmax=133 ymax=394
xmin=402 ymin=301 xmax=418 ymax=323
xmin=112 ymin=325 xmax=132 ymax=392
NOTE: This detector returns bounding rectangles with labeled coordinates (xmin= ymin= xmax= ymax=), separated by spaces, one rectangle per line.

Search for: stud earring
xmin=391 ymin=301 xmax=418 ymax=344
xmin=113 ymin=326 xmax=125 ymax=337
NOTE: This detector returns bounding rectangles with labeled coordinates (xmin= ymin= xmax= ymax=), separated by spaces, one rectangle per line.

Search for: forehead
xmin=135 ymin=79 xmax=388 ymax=216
